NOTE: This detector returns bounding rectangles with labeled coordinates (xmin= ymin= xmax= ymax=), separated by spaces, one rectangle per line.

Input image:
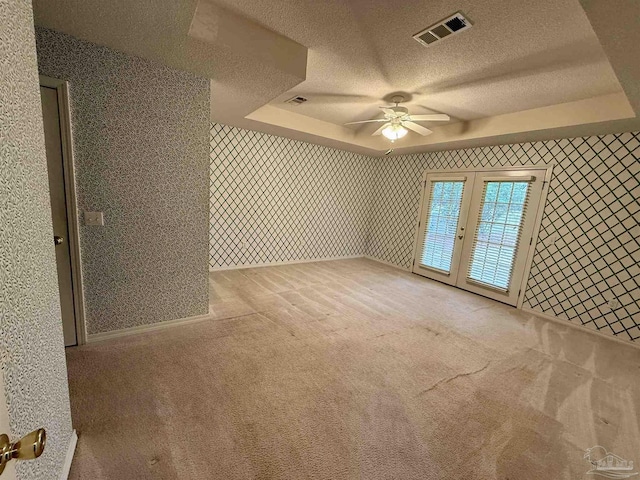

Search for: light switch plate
xmin=85 ymin=211 xmax=104 ymax=226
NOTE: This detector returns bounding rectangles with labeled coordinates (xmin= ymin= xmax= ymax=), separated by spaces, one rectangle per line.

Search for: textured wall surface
xmin=36 ymin=28 xmax=210 ymax=334
xmin=368 ymin=133 xmax=640 ymax=341
xmin=209 ymin=124 xmax=374 ymax=268
xmin=0 ymin=3 xmax=73 ymax=479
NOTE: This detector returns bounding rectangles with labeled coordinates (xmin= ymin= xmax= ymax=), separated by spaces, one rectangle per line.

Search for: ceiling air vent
xmin=413 ymin=12 xmax=472 ymax=47
xmin=285 ymin=96 xmax=308 ymax=106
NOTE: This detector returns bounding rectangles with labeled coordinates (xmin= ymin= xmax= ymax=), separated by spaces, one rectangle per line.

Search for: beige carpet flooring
xmin=66 ymin=258 xmax=640 ymax=479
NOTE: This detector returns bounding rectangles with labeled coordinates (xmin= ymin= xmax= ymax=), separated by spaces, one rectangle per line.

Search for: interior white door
xmin=456 ymin=170 xmax=545 ymax=305
xmin=40 ymin=85 xmax=78 ymax=346
xmin=413 ymin=168 xmax=547 ymax=306
xmin=412 ymin=173 xmax=473 ymax=285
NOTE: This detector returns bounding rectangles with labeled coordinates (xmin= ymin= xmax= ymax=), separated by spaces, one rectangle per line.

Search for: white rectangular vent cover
xmin=285 ymin=96 xmax=308 ymax=106
xmin=413 ymin=12 xmax=472 ymax=47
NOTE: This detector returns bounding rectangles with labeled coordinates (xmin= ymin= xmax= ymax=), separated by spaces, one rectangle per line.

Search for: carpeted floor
xmin=66 ymin=258 xmax=640 ymax=479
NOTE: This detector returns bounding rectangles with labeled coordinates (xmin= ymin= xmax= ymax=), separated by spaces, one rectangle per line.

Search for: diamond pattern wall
xmin=525 ymin=135 xmax=639 ymax=341
xmin=209 ymin=124 xmax=373 ymax=267
xmin=209 ymin=123 xmax=639 ymax=342
xmin=368 ymin=133 xmax=640 ymax=341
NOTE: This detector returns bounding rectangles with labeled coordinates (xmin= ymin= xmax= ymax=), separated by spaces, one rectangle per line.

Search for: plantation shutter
xmin=467 ymin=176 xmax=534 ymax=291
xmin=419 ymin=178 xmax=466 ymax=273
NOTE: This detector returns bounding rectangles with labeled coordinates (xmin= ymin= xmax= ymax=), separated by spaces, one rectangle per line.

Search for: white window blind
xmin=420 ymin=180 xmax=465 ymax=273
xmin=467 ymin=179 xmax=532 ymax=291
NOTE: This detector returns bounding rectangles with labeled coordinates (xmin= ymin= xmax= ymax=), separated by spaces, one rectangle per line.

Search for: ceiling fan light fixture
xmin=382 ymin=124 xmax=408 ymax=141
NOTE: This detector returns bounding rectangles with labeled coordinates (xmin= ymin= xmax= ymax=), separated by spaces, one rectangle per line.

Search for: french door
xmin=412 ymin=168 xmax=548 ymax=306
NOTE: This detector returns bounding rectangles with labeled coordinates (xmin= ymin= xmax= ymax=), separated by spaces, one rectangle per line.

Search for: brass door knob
xmin=0 ymin=429 xmax=46 ymax=475
xmin=54 ymin=236 xmax=64 ymax=246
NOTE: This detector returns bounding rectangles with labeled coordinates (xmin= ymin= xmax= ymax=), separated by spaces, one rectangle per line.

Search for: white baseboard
xmin=89 ymin=256 xmax=376 ymax=342
xmin=59 ymin=430 xmax=77 ymax=480
xmin=90 ymin=264 xmax=638 ymax=351
xmin=209 ymin=255 xmax=364 ymax=271
xmin=364 ymin=255 xmax=411 ymax=272
xmin=87 ymin=312 xmax=213 ymax=343
xmin=520 ymin=307 xmax=639 ymax=350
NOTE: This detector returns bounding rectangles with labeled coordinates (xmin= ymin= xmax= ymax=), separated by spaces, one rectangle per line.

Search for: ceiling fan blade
xmin=344 ymin=119 xmax=388 ymax=125
xmin=379 ymin=107 xmax=396 ymax=116
xmin=372 ymin=123 xmax=391 ymax=136
xmin=408 ymin=114 xmax=450 ymax=122
xmin=402 ymin=121 xmax=433 ymax=136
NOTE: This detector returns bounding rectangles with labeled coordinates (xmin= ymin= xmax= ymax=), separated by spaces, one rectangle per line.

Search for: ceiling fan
xmin=344 ymin=95 xmax=450 ymax=141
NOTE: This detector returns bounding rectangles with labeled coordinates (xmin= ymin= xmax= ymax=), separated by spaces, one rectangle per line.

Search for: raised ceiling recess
xmin=32 ymin=0 xmax=639 ymax=155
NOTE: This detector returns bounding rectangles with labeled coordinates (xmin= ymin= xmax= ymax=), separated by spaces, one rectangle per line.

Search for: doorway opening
xmin=412 ymin=166 xmax=552 ymax=307
xmin=39 ymin=76 xmax=86 ymax=346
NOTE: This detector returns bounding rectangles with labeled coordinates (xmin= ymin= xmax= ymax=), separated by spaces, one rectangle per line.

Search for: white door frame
xmin=412 ymin=164 xmax=554 ymax=309
xmin=39 ymin=75 xmax=87 ymax=345
xmin=412 ymin=172 xmax=474 ymax=285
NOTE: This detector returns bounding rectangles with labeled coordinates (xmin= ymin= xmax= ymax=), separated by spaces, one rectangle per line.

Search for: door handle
xmin=54 ymin=236 xmax=64 ymax=246
xmin=0 ymin=429 xmax=46 ymax=475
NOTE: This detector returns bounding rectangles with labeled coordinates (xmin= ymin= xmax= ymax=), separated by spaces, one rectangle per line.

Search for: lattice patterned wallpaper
xmin=209 ymin=124 xmax=639 ymax=341
xmin=209 ymin=124 xmax=374 ymax=267
xmin=368 ymin=133 xmax=640 ymax=341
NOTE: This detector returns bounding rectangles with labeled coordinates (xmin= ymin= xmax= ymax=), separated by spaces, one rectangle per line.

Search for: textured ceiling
xmin=33 ymin=0 xmax=639 ymax=154
xmin=32 ymin=0 xmax=306 ymax=120
xmin=236 ymin=0 xmax=622 ymax=125
xmin=579 ymin=0 xmax=640 ymax=113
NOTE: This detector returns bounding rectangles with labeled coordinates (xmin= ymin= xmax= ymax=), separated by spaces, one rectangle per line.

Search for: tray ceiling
xmin=33 ymin=0 xmax=639 ymax=155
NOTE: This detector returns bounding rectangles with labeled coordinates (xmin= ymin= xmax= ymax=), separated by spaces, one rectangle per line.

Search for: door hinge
xmin=529 ymin=237 xmax=533 ymax=245
xmin=518 ymin=288 xmax=522 ymax=297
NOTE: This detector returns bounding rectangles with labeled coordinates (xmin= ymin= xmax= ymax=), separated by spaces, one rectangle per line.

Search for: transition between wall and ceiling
xmin=35 ymin=27 xmax=211 ymax=337
xmin=32 ymin=0 xmax=640 ymax=155
xmin=2 ymin=6 xmax=634 ymax=479
xmin=209 ymin=123 xmax=640 ymax=345
xmin=26 ymin=3 xmax=639 ymax=345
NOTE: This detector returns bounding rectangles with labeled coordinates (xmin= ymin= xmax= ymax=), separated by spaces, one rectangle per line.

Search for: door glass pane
xmin=420 ymin=181 xmax=464 ymax=273
xmin=468 ymin=181 xmax=529 ymax=290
